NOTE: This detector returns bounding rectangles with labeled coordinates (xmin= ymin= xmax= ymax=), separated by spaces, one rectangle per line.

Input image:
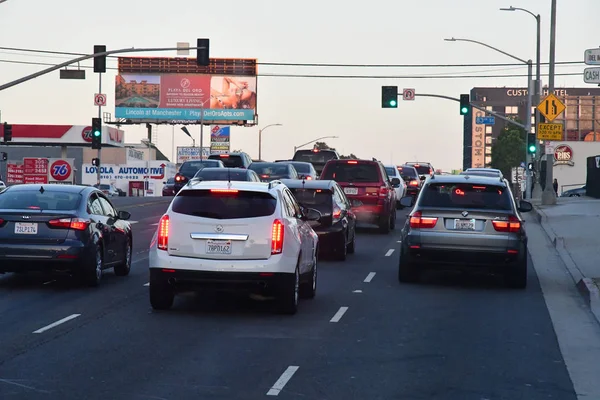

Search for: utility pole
xmin=96 ymin=72 xmax=102 ymax=186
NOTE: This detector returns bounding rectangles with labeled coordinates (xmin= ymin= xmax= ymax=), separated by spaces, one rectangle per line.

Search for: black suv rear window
xmin=179 ymin=161 xmax=220 ymax=176
xmin=420 ymin=183 xmax=512 ymax=211
xmin=194 ymin=169 xmax=249 ymax=181
xmin=172 ymin=190 xmax=276 ymax=219
xmin=0 ymin=190 xmax=81 ymax=210
xmin=208 ymin=155 xmax=244 ymax=168
xmin=249 ymin=163 xmax=289 ymax=176
xmin=321 ymin=162 xmax=381 ymax=183
xmin=293 ymin=150 xmax=337 ymax=164
xmin=397 ymin=166 xmax=417 ymax=179
xmin=409 ymin=164 xmax=432 ymax=175
xmin=289 ymin=188 xmax=332 ymax=213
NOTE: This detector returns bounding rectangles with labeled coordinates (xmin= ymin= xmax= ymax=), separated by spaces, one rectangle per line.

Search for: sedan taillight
xmin=409 ymin=180 xmax=419 ymax=187
xmin=157 ymin=215 xmax=169 ymax=250
xmin=409 ymin=211 xmax=437 ymax=229
xmin=48 ymin=218 xmax=90 ymax=231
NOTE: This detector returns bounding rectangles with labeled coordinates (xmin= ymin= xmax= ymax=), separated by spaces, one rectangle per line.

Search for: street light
xmin=258 ymin=123 xmax=283 ymax=160
xmin=445 ymin=37 xmax=534 ymax=199
xmin=293 ymin=136 xmax=339 ymax=153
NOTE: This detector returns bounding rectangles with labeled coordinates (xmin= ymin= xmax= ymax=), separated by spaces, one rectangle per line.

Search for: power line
xmin=0 ymin=58 xmax=582 ymax=79
xmin=0 ymin=45 xmax=584 ymax=68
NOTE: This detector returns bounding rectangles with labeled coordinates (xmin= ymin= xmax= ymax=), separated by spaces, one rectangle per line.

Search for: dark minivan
xmin=174 ymin=159 xmax=225 ymax=193
xmin=208 ymin=152 xmax=253 ymax=169
xmin=292 ymin=149 xmax=339 ymax=176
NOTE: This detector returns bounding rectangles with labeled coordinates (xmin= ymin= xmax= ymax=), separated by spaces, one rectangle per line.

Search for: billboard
xmin=210 ymin=126 xmax=230 ymax=154
xmin=6 ymin=158 xmax=74 ymax=185
xmin=0 ymin=125 xmax=124 ymax=147
xmin=176 ymin=146 xmax=210 ymax=163
xmin=471 ymin=108 xmax=485 ymax=168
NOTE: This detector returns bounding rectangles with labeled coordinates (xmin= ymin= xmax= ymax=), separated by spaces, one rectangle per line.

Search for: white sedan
xmin=385 ymin=165 xmax=407 ymax=209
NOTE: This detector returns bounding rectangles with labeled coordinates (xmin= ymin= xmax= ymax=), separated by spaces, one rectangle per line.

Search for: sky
xmin=0 ymin=0 xmax=597 ymax=172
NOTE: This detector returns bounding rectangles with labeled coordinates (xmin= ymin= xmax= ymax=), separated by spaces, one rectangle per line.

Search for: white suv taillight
xmin=271 ymin=219 xmax=284 ymax=255
xmin=157 ymin=215 xmax=169 ymax=251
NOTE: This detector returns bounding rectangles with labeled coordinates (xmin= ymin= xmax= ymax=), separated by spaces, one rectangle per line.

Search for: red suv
xmin=320 ymin=159 xmax=398 ymax=233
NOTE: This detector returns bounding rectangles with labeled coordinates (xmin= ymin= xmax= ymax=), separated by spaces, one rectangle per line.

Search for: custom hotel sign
xmin=471 ymin=109 xmax=485 ymax=168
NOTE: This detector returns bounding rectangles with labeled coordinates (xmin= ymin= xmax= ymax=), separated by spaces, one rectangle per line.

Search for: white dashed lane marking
xmin=330 ymin=306 xmax=348 ymax=323
xmin=364 ymin=272 xmax=376 ymax=283
xmin=33 ymin=314 xmax=81 ymax=334
xmin=385 ymin=249 xmax=395 ymax=257
xmin=266 ymin=366 xmax=300 ymax=396
xmin=143 ymin=283 xmax=150 ymax=287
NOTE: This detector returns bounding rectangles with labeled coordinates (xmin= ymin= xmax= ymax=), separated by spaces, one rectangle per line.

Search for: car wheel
xmin=398 ymin=248 xmax=419 ymax=283
xmin=335 ymin=232 xmax=347 ymax=261
xmin=149 ymin=269 xmax=175 ymax=310
xmin=114 ymin=238 xmax=132 ymax=276
xmin=278 ymin=266 xmax=299 ymax=315
xmin=396 ymin=201 xmax=403 ymax=210
xmin=505 ymin=259 xmax=527 ymax=289
xmin=347 ymin=230 xmax=356 ymax=254
xmin=300 ymin=252 xmax=317 ymax=299
xmin=379 ymin=213 xmax=391 ymax=234
xmin=82 ymin=245 xmax=103 ymax=287
xmin=390 ymin=209 xmax=396 ymax=230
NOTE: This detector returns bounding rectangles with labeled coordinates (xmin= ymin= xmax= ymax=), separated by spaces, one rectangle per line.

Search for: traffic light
xmin=1 ymin=152 xmax=7 ymax=161
xmin=91 ymin=158 xmax=100 ymax=167
xmin=196 ymin=38 xmax=210 ymax=66
xmin=91 ymin=118 xmax=102 ymax=149
xmin=93 ymin=45 xmax=107 ymax=73
xmin=381 ymin=86 xmax=398 ymax=108
xmin=3 ymin=122 xmax=12 ymax=142
xmin=460 ymin=94 xmax=470 ymax=115
xmin=527 ymin=134 xmax=536 ymax=154
xmin=527 ymin=162 xmax=534 ymax=171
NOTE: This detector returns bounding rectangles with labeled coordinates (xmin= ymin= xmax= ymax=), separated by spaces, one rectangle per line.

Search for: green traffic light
xmin=93 ymin=130 xmax=101 ymax=137
xmin=389 ymin=100 xmax=397 ymax=107
xmin=461 ymin=107 xmax=469 ymax=114
xmin=529 ymin=145 xmax=536 ymax=153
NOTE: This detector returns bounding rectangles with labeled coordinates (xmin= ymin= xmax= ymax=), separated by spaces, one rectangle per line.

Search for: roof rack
xmin=268 ymin=180 xmax=283 ymax=189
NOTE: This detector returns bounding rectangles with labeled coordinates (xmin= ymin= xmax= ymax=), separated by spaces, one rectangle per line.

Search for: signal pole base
xmin=541 ymin=187 xmax=557 ymax=205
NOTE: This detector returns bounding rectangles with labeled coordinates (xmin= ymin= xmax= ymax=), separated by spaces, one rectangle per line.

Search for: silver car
xmin=397 ymin=174 xmax=532 ymax=288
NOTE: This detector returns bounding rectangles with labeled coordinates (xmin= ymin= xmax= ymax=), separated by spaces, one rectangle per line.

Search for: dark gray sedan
xmin=0 ymin=184 xmax=132 ymax=286
xmin=397 ymin=174 xmax=532 ymax=288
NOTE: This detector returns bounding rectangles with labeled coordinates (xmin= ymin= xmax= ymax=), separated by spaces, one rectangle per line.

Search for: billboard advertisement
xmin=210 ymin=126 xmax=230 ymax=154
xmin=176 ymin=147 xmax=210 ymax=163
xmin=6 ymin=158 xmax=74 ymax=185
xmin=115 ymin=74 xmax=256 ymax=122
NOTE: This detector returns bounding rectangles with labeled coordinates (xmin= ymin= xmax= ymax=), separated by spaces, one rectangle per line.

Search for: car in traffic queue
xmin=281 ymin=179 xmax=357 ymax=261
xmin=320 ymin=159 xmax=398 ymax=233
xmin=276 ymin=161 xmax=318 ymax=180
xmin=397 ymin=174 xmax=532 ymax=288
xmin=0 ymin=184 xmax=133 ymax=286
xmin=384 ymin=165 xmax=407 ymax=209
xmin=149 ymin=180 xmax=321 ymax=314
xmin=94 ymin=183 xmax=119 ymax=198
xmin=207 ymin=152 xmax=253 ymax=169
xmin=405 ymin=162 xmax=435 ymax=180
xmin=162 ymin=177 xmax=176 ymax=196
xmin=173 ymin=159 xmax=225 ymax=194
xmin=249 ymin=162 xmax=299 ymax=182
xmin=397 ymin=165 xmax=422 ymax=199
xmin=292 ymin=148 xmax=340 ymax=177
xmin=192 ymin=167 xmax=261 ymax=182
xmin=465 ymin=167 xmax=504 ymax=178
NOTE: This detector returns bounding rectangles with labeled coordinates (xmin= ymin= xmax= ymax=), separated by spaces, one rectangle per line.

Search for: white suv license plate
xmin=15 ymin=222 xmax=38 ymax=234
xmin=206 ymin=240 xmax=232 ymax=255
xmin=344 ymin=187 xmax=358 ymax=195
xmin=454 ymin=219 xmax=475 ymax=231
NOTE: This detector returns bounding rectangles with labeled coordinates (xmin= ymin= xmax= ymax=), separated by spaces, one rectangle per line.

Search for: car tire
xmin=390 ymin=209 xmax=396 ymax=230
xmin=505 ymin=259 xmax=527 ymax=289
xmin=347 ymin=231 xmax=356 ymax=254
xmin=149 ymin=269 xmax=175 ymax=310
xmin=81 ymin=245 xmax=103 ymax=287
xmin=335 ymin=233 xmax=347 ymax=261
xmin=300 ymin=252 xmax=317 ymax=299
xmin=396 ymin=201 xmax=403 ymax=210
xmin=398 ymin=248 xmax=419 ymax=283
xmin=114 ymin=238 xmax=132 ymax=276
xmin=278 ymin=266 xmax=299 ymax=315
xmin=379 ymin=213 xmax=391 ymax=234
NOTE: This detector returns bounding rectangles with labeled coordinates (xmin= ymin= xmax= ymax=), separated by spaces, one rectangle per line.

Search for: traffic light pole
xmin=524 ymin=61 xmax=533 ymax=200
xmin=97 ymin=72 xmax=102 ymax=186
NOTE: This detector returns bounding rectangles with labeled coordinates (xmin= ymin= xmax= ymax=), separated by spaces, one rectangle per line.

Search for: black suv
xmin=208 ymin=152 xmax=253 ymax=169
xmin=292 ymin=148 xmax=339 ymax=176
xmin=174 ymin=159 xmax=225 ymax=193
xmin=405 ymin=162 xmax=435 ymax=180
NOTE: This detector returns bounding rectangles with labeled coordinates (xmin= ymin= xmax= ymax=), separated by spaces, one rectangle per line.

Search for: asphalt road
xmin=0 ymin=201 xmax=580 ymax=399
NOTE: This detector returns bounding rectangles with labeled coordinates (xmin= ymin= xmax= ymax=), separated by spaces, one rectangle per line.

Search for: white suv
xmin=149 ymin=180 xmax=321 ymax=314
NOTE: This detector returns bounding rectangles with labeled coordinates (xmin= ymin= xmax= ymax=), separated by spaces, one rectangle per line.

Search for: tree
xmin=490 ymin=124 xmax=526 ymax=178
xmin=339 ymin=153 xmax=358 ymax=159
xmin=314 ymin=141 xmax=334 ymax=151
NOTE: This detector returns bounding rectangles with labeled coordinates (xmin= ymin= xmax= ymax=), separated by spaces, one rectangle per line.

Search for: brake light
xmin=175 ymin=174 xmax=187 ymax=183
xmin=271 ymin=219 xmax=284 ymax=255
xmin=409 ymin=180 xmax=419 ymax=187
xmin=261 ymin=174 xmax=269 ymax=179
xmin=210 ymin=189 xmax=239 ymax=193
xmin=409 ymin=211 xmax=438 ymax=229
xmin=48 ymin=218 xmax=90 ymax=231
xmin=379 ymin=186 xmax=388 ymax=197
xmin=332 ymin=207 xmax=342 ymax=221
xmin=472 ymin=186 xmax=486 ymax=190
xmin=305 ymin=176 xmax=312 ymax=180
xmin=312 ymin=149 xmax=319 ymax=153
xmin=492 ymin=215 xmax=521 ymax=233
xmin=157 ymin=215 xmax=169 ymax=250
xmin=347 ymin=160 xmax=358 ymax=164
xmin=220 ymin=154 xmax=230 ymax=158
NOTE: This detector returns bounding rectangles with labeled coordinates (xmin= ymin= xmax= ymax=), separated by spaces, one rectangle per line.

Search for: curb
xmin=530 ymin=205 xmax=600 ymax=324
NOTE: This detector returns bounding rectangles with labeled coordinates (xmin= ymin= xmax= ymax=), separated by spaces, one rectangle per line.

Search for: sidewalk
xmin=530 ymin=196 xmax=600 ymax=324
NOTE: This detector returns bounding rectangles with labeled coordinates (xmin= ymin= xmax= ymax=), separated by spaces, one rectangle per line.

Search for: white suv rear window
xmin=172 ymin=190 xmax=277 ymax=219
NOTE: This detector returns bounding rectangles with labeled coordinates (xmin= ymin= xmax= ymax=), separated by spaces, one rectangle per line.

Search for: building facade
xmin=463 ymin=87 xmax=600 ymax=170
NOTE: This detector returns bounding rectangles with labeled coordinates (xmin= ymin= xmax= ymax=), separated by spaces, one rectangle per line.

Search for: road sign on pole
xmin=475 ymin=116 xmax=495 ymax=125
xmin=584 ymin=67 xmax=600 ymax=84
xmin=94 ymin=93 xmax=107 ymax=107
xmin=402 ymin=89 xmax=415 ymax=101
xmin=537 ymin=93 xmax=565 ymax=122
xmin=584 ymin=48 xmax=600 ymax=65
xmin=536 ymin=122 xmax=563 ymax=141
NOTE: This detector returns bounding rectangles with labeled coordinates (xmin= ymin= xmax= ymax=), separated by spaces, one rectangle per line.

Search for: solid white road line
xmin=385 ymin=249 xmax=395 ymax=257
xmin=352 ymin=289 xmax=363 ymax=293
xmin=266 ymin=366 xmax=300 ymax=396
xmin=330 ymin=306 xmax=348 ymax=323
xmin=143 ymin=282 xmax=150 ymax=287
xmin=364 ymin=272 xmax=376 ymax=283
xmin=129 ymin=221 xmax=139 ymax=224
xmin=33 ymin=314 xmax=81 ymax=334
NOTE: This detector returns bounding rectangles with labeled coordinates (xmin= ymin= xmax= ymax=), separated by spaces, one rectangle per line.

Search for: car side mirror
xmin=419 ymin=176 xmax=426 ymax=181
xmin=391 ymin=177 xmax=401 ymax=186
xmin=518 ymin=200 xmax=533 ymax=213
xmin=400 ymin=196 xmax=414 ymax=208
xmin=304 ymin=208 xmax=322 ymax=222
xmin=117 ymin=210 xmax=131 ymax=220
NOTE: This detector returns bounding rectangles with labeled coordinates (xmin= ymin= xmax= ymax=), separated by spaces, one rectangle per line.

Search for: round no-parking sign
xmin=50 ymin=160 xmax=72 ymax=181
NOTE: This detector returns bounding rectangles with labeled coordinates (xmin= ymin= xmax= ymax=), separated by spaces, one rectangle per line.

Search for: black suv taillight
xmin=174 ymin=174 xmax=188 ymax=184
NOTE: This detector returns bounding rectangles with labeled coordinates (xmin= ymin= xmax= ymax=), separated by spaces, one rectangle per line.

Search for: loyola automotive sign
xmin=84 ymin=165 xmax=167 ymax=180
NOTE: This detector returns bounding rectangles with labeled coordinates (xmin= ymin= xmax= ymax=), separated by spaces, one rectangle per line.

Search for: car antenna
xmin=227 ymin=168 xmax=232 ymax=188
xmin=39 ymin=186 xmax=45 ymax=194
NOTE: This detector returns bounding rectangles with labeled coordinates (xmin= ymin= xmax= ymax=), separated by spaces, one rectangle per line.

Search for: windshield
xmin=385 ymin=167 xmax=396 ymax=177
xmin=0 ymin=190 xmax=81 ymax=210
xmin=289 ymin=188 xmax=333 ymax=213
xmin=249 ymin=163 xmax=290 ymax=176
xmin=287 ymin=162 xmax=311 ymax=173
xmin=408 ymin=164 xmax=432 ymax=175
xmin=321 ymin=162 xmax=380 ymax=183
xmin=194 ymin=169 xmax=249 ymax=181
xmin=397 ymin=166 xmax=418 ymax=180
xmin=166 ymin=178 xmax=175 ymax=184
xmin=293 ymin=150 xmax=337 ymax=164
xmin=208 ymin=155 xmax=244 ymax=168
xmin=98 ymin=184 xmax=111 ymax=190
xmin=420 ymin=183 xmax=512 ymax=210
xmin=180 ymin=161 xmax=220 ymax=176
xmin=172 ymin=190 xmax=276 ymax=219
